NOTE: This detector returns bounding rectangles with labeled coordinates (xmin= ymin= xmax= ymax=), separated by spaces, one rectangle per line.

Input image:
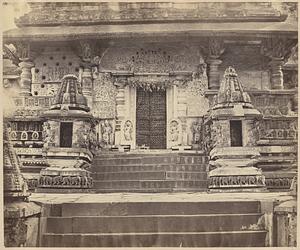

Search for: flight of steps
xmin=41 ymin=200 xmax=267 ymax=247
xmin=90 ymin=152 xmax=209 ymax=192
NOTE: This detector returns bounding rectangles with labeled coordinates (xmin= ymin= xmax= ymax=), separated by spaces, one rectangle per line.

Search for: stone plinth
xmin=209 ymin=147 xmax=265 ymax=191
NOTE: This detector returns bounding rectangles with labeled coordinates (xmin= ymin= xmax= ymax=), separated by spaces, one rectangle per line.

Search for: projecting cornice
xmin=3 ymin=21 xmax=297 ymax=43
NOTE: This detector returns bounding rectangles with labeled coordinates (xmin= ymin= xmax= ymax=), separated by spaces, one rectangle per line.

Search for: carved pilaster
xmin=18 ymin=61 xmax=34 ymax=96
xmin=114 ymin=79 xmax=127 ymax=145
xmin=14 ymin=42 xmax=34 ymax=96
xmin=206 ymin=37 xmax=225 ymax=90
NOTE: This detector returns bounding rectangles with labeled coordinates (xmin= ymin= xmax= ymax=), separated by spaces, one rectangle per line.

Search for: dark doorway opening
xmin=136 ymin=87 xmax=166 ymax=149
xmin=230 ymin=120 xmax=243 ymax=147
xmin=60 ymin=122 xmax=73 ymax=147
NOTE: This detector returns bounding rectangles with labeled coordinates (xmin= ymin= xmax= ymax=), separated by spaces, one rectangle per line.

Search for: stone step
xmin=93 ymin=188 xmax=207 ymax=193
xmin=91 ymin=164 xmax=208 ymax=173
xmin=46 ymin=213 xmax=263 ymax=234
xmin=93 ymin=180 xmax=208 ymax=190
xmin=53 ymin=201 xmax=261 ymax=217
xmin=42 ymin=231 xmax=267 ymax=247
xmin=93 ymin=155 xmax=208 ymax=166
xmin=92 ymin=171 xmax=207 ymax=181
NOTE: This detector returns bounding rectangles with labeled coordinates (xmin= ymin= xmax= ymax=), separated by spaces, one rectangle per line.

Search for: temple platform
xmin=31 ymin=191 xmax=293 ymax=247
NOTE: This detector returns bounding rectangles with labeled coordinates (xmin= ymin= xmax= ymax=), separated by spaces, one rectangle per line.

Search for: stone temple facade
xmin=1 ymin=2 xmax=298 ymax=247
xmin=3 ymin=1 xmax=297 ymax=192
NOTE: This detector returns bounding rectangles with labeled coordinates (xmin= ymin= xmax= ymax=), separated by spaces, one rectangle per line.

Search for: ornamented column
xmin=14 ymin=42 xmax=34 ymax=96
xmin=77 ymin=40 xmax=96 ymax=108
xmin=261 ymin=37 xmax=296 ymax=90
xmin=114 ymin=77 xmax=127 ymax=146
xmin=206 ymin=37 xmax=225 ymax=90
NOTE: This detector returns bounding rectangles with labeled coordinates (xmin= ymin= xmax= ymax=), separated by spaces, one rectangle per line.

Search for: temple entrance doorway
xmin=136 ymin=87 xmax=166 ymax=149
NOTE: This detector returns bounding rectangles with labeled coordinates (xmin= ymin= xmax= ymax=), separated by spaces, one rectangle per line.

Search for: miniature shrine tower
xmin=38 ymin=75 xmax=96 ymax=190
xmin=205 ymin=67 xmax=266 ymax=191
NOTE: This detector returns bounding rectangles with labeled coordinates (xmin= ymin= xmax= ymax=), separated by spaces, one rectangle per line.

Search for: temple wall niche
xmin=220 ymin=45 xmax=270 ymax=90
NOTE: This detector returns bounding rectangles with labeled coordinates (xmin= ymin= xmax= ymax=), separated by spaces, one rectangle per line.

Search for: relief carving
xmin=123 ymin=120 xmax=133 ymax=141
xmin=100 ymin=46 xmax=200 ymax=73
xmin=169 ymin=119 xmax=182 ymax=146
xmin=100 ymin=120 xmax=113 ymax=145
xmin=93 ymin=73 xmax=117 ymax=119
xmin=191 ymin=121 xmax=203 ymax=145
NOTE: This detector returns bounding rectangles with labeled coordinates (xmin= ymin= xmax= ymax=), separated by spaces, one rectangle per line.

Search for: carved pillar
xmin=81 ymin=62 xmax=93 ymax=108
xmin=269 ymin=58 xmax=284 ymax=89
xmin=77 ymin=40 xmax=96 ymax=109
xmin=114 ymin=78 xmax=126 ymax=146
xmin=206 ymin=37 xmax=225 ymax=90
xmin=261 ymin=37 xmax=296 ymax=90
xmin=14 ymin=42 xmax=34 ymax=96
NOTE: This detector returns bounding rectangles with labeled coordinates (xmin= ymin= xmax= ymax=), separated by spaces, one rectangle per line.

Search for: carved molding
xmin=38 ymin=174 xmax=93 ymax=188
xmin=209 ymin=175 xmax=266 ymax=188
xmin=265 ymin=177 xmax=293 ymax=189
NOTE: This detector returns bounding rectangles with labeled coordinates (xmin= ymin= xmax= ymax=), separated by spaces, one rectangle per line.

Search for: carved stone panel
xmin=185 ymin=70 xmax=210 ymax=116
xmin=92 ymin=73 xmax=117 ymax=119
xmin=99 ymin=45 xmax=201 ymax=73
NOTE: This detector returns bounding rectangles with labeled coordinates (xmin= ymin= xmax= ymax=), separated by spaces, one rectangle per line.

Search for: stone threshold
xmin=29 ymin=191 xmax=293 ymax=204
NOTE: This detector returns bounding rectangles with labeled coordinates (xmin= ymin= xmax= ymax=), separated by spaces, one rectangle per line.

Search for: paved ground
xmin=29 ymin=191 xmax=294 ymax=204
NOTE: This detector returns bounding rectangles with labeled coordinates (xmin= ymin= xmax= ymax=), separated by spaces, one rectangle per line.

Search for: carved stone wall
xmin=33 ymin=45 xmax=80 ymax=83
xmin=251 ymin=94 xmax=295 ymax=116
xmin=258 ymin=119 xmax=297 ymax=141
xmin=185 ymin=70 xmax=209 ymax=117
xmin=92 ymin=73 xmax=117 ymax=119
xmin=211 ymin=120 xmax=231 ymax=148
xmin=31 ymin=83 xmax=60 ymax=96
xmin=99 ymin=45 xmax=200 ymax=73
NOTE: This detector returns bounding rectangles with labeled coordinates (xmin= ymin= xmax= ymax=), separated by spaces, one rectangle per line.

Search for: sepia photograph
xmin=1 ymin=1 xmax=298 ymax=247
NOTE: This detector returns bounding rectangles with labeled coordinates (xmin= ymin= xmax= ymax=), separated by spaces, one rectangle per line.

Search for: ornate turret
xmin=204 ymin=67 xmax=265 ymax=191
xmin=38 ymin=75 xmax=96 ymax=191
xmin=51 ymin=74 xmax=90 ymax=112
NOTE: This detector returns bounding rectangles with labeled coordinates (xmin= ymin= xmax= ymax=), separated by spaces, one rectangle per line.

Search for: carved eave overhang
xmin=3 ymin=21 xmax=297 ymax=43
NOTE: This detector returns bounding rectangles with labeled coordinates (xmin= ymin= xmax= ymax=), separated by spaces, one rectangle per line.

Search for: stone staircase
xmin=90 ymin=152 xmax=209 ymax=192
xmin=40 ymin=200 xmax=267 ymax=247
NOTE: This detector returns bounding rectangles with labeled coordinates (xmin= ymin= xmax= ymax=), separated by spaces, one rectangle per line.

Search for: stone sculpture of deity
xmin=101 ymin=120 xmax=113 ymax=145
xmin=124 ymin=120 xmax=133 ymax=141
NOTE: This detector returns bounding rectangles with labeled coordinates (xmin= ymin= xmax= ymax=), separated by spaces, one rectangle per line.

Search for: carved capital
xmin=208 ymin=37 xmax=225 ymax=59
xmin=261 ymin=36 xmax=296 ymax=60
xmin=13 ymin=42 xmax=31 ymax=61
xmin=76 ymin=40 xmax=97 ymax=63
